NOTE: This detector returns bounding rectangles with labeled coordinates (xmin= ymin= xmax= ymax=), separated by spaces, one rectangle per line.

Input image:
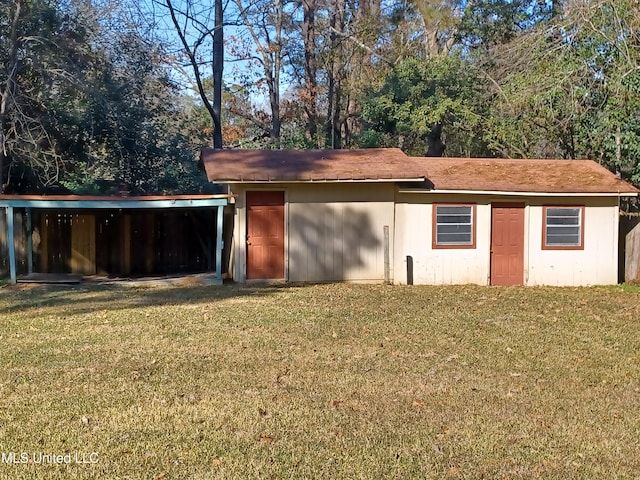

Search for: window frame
xmin=432 ymin=203 xmax=477 ymax=249
xmin=542 ymin=205 xmax=585 ymax=250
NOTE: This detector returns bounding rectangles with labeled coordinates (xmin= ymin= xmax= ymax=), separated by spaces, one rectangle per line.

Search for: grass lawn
xmin=0 ymin=282 xmax=639 ymax=479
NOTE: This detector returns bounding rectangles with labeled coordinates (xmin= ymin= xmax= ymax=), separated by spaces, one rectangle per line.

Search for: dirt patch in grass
xmin=0 ymin=283 xmax=639 ymax=479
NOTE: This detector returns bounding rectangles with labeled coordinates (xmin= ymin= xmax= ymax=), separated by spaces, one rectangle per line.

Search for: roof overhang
xmin=397 ymin=188 xmax=639 ymax=197
xmin=0 ymin=194 xmax=232 ymax=209
xmin=219 ymin=177 xmax=426 ymax=184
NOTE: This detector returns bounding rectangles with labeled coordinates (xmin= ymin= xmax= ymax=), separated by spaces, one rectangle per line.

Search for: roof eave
xmin=396 ymin=188 xmax=640 ymax=197
xmin=211 ymin=177 xmax=426 ymax=184
xmin=0 ymin=194 xmax=234 ymax=209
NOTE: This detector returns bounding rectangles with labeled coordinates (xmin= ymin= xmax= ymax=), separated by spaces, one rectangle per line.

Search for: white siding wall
xmin=526 ymin=198 xmax=619 ymax=286
xmin=230 ymin=183 xmax=395 ymax=283
xmin=394 ymin=194 xmax=491 ymax=285
xmin=394 ymin=193 xmax=620 ymax=286
xmin=230 ymin=184 xmax=621 ymax=286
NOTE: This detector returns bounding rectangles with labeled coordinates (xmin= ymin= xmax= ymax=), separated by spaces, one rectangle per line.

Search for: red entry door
xmin=490 ymin=203 xmax=525 ymax=286
xmin=246 ymin=191 xmax=285 ymax=279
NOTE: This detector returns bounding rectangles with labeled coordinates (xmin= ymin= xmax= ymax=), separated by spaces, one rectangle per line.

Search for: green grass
xmin=0 ymin=283 xmax=639 ymax=479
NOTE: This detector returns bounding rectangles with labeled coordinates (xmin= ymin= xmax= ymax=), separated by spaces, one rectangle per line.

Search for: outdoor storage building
xmin=200 ymin=148 xmax=639 ymax=286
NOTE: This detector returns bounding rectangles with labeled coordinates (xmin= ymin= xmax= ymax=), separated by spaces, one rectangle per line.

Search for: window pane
xmin=545 ymin=207 xmax=582 ymax=247
xmin=547 ymin=208 xmax=580 ymax=218
xmin=437 ymin=233 xmax=472 ymax=244
xmin=547 ymin=216 xmax=580 ymax=225
xmin=437 ymin=206 xmax=472 ymax=216
xmin=437 ymin=215 xmax=472 ymax=224
xmin=547 ymin=226 xmax=580 ymax=236
xmin=438 ymin=224 xmax=472 ymax=234
xmin=546 ymin=234 xmax=580 ymax=246
xmin=435 ymin=205 xmax=474 ymax=246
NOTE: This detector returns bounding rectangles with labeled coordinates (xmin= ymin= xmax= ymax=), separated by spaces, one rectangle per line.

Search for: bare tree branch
xmin=162 ymin=0 xmax=223 ymax=148
xmin=327 ymin=26 xmax=393 ymax=66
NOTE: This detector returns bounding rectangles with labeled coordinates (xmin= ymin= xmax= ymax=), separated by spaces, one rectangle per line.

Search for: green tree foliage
xmin=481 ymin=0 xmax=640 ymax=181
xmin=1 ymin=0 xmax=209 ymax=194
xmin=0 ymin=0 xmax=89 ymax=192
xmin=4 ymin=0 xmax=640 ymax=191
xmin=349 ymin=0 xmax=557 ymax=155
xmin=60 ymin=31 xmax=210 ymax=194
xmin=457 ymin=0 xmax=557 ymax=49
xmin=353 ymin=0 xmax=640 ymax=185
xmin=571 ymin=0 xmax=640 ymax=180
xmin=360 ymin=55 xmax=487 ymax=156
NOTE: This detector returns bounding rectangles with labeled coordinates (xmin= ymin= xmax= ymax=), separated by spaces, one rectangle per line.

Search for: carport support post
xmin=216 ymin=205 xmax=224 ymax=282
xmin=26 ymin=208 xmax=33 ymax=274
xmin=7 ymin=206 xmax=16 ymax=284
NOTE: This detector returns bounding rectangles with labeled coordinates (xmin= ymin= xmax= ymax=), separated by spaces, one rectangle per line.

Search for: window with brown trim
xmin=542 ymin=206 xmax=584 ymax=250
xmin=432 ymin=204 xmax=476 ymax=249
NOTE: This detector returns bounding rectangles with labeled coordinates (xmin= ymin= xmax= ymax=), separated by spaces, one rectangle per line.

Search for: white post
xmin=216 ymin=205 xmax=224 ymax=283
xmin=7 ymin=206 xmax=16 ymax=284
xmin=383 ymin=225 xmax=390 ymax=284
xmin=26 ymin=208 xmax=33 ymax=274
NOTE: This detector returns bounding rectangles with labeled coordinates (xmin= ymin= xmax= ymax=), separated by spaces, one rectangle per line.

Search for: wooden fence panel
xmin=71 ymin=214 xmax=96 ymax=275
xmin=623 ymin=216 xmax=640 ymax=283
xmin=96 ymin=212 xmax=122 ymax=275
xmin=161 ymin=212 xmax=182 ymax=272
xmin=2 ymin=207 xmax=219 ymax=279
xmin=156 ymin=210 xmax=214 ymax=275
xmin=38 ymin=212 xmax=72 ymax=274
xmin=14 ymin=210 xmax=27 ymax=275
xmin=121 ymin=214 xmax=131 ymax=275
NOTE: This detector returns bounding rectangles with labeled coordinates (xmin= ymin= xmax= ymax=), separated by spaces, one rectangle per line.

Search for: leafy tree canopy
xmin=1 ymin=0 xmax=210 ymax=194
xmin=3 ymin=0 xmax=640 ymax=192
xmin=360 ymin=54 xmax=487 ymax=157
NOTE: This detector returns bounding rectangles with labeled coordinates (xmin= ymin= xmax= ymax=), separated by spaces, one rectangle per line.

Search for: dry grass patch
xmin=0 ymin=283 xmax=639 ymax=479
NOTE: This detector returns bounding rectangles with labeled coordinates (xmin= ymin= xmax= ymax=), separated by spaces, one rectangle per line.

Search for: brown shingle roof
xmin=201 ymin=148 xmax=639 ymax=195
xmin=418 ymin=157 xmax=639 ymax=194
xmin=200 ymin=148 xmax=425 ymax=182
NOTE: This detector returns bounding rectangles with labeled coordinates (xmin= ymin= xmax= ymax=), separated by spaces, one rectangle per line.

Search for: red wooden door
xmin=491 ymin=203 xmax=525 ymax=286
xmin=246 ymin=191 xmax=285 ymax=279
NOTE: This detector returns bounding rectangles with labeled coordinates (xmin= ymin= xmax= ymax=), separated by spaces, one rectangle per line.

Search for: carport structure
xmin=0 ymin=194 xmax=232 ymax=284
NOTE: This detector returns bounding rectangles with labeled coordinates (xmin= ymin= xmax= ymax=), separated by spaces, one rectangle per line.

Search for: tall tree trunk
xmin=269 ymin=65 xmax=281 ymax=145
xmin=325 ymin=77 xmax=345 ymax=148
xmin=344 ymin=94 xmax=358 ymax=147
xmin=213 ymin=0 xmax=224 ymax=149
xmin=0 ymin=89 xmax=9 ymax=193
xmin=234 ymin=0 xmax=283 ymax=147
xmin=426 ymin=123 xmax=446 ymax=156
xmin=302 ymin=0 xmax=318 ymax=145
xmin=270 ymin=0 xmax=283 ymax=146
xmin=325 ymin=0 xmax=345 ymax=148
xmin=165 ymin=0 xmax=223 ymax=149
xmin=326 ymin=76 xmax=336 ymax=148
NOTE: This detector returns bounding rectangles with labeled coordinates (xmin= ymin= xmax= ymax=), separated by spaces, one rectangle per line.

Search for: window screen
xmin=544 ymin=207 xmax=583 ymax=247
xmin=435 ymin=205 xmax=474 ymax=246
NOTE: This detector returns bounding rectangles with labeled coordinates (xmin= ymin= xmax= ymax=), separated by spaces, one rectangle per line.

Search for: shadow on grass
xmin=0 ymin=282 xmax=302 ymax=316
xmin=4 ymin=281 xmax=635 ymax=318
